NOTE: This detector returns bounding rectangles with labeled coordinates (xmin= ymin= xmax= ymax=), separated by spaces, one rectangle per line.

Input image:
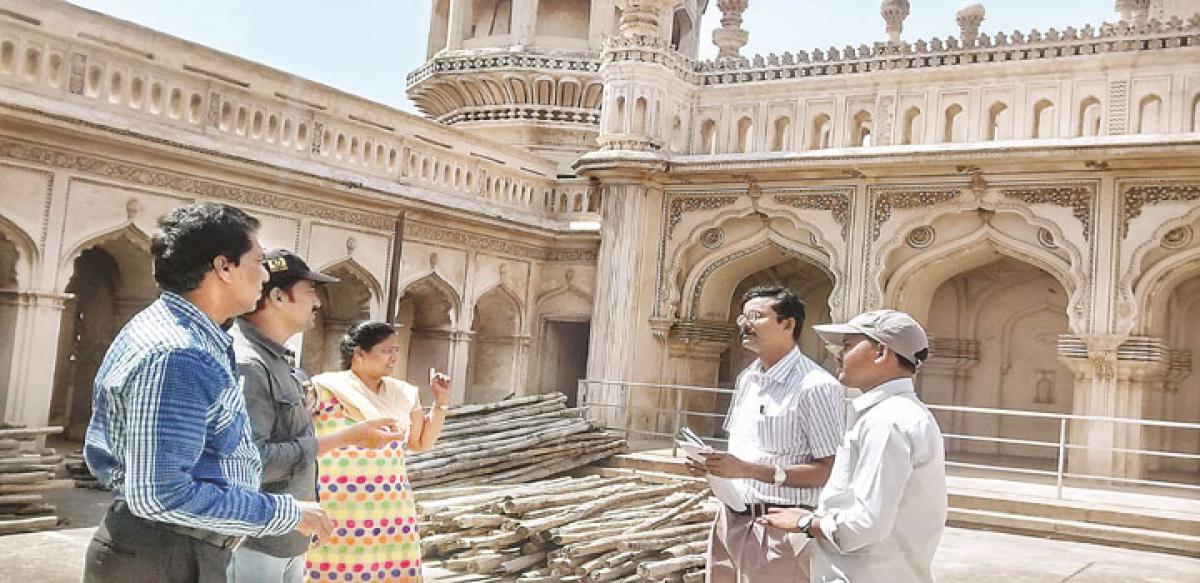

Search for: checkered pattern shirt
xmin=84 ymin=291 xmax=301 ymax=537
xmin=724 ymin=346 xmax=846 ymax=507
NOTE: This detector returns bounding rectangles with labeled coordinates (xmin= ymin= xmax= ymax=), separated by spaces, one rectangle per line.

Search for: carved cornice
xmin=1122 ymin=182 xmax=1200 ymax=238
xmin=667 ymin=195 xmax=739 ymax=238
xmin=773 ymin=189 xmax=852 ymax=240
xmin=406 ymin=222 xmax=597 ymax=262
xmin=0 ymin=138 xmax=396 ymax=231
xmin=869 ymin=186 xmax=961 ymax=241
xmin=1001 ymin=184 xmax=1095 ymax=240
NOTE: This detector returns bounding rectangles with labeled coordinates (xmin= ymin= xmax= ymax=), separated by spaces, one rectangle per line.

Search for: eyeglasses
xmin=735 ymin=310 xmax=772 ymax=327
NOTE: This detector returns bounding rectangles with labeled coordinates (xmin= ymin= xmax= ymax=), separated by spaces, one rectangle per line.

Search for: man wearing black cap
xmin=228 ymin=250 xmax=405 ymax=582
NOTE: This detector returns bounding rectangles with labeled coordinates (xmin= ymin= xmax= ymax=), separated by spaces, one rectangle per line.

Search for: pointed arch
xmin=315 ymin=257 xmax=386 ymax=320
xmin=471 ymin=281 xmax=525 ymax=332
xmin=0 ymin=215 xmax=38 ymax=288
xmin=57 ymin=222 xmax=152 ymax=293
xmin=397 ymin=270 xmax=462 ymax=329
xmin=885 ymin=227 xmax=1077 ymax=330
xmin=684 ymin=229 xmax=838 ymax=322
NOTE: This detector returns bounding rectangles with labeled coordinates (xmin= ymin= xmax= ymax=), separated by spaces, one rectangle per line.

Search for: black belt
xmin=728 ymin=502 xmax=815 ymax=516
xmin=112 ymin=500 xmax=245 ymax=551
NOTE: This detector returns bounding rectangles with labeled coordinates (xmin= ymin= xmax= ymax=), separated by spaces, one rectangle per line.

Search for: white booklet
xmin=676 ymin=426 xmax=746 ymax=512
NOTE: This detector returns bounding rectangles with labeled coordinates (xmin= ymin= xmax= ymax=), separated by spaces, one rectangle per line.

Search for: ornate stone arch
xmin=1132 ymin=246 xmax=1200 ymax=338
xmin=397 ymin=270 xmax=462 ymax=329
xmin=885 ymin=227 xmax=1080 ymax=331
xmin=0 ymin=214 xmax=39 ymax=289
xmin=315 ymin=257 xmax=386 ymax=320
xmin=56 ymin=222 xmax=152 ymax=294
xmin=1124 ymin=203 xmax=1200 ymax=336
xmin=470 ymin=281 xmax=525 ymax=333
xmin=682 ymin=230 xmax=837 ymax=322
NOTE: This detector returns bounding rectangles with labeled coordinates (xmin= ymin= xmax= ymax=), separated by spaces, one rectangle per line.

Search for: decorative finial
xmin=956 ymin=3 xmax=986 ymax=47
xmin=881 ymin=0 xmax=911 ymax=44
xmin=714 ymin=0 xmax=750 ymax=60
xmin=345 ymin=236 xmax=357 ymax=256
xmin=125 ymin=198 xmax=141 ymax=221
xmin=429 ymin=252 xmax=439 ymax=269
xmin=615 ymin=0 xmax=675 ymax=39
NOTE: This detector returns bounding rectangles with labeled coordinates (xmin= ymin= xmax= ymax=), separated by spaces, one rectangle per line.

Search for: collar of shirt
xmin=233 ymin=317 xmax=292 ymax=362
xmin=851 ymin=377 xmax=915 ymax=413
xmin=749 ymin=346 xmax=803 ymax=388
xmin=160 ymin=291 xmax=234 ymax=354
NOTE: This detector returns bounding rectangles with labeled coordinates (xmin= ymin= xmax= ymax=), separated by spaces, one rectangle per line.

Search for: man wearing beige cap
xmin=759 ymin=309 xmax=946 ymax=583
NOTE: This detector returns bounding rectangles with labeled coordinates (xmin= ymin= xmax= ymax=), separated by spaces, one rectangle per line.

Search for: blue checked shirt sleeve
xmin=122 ymin=349 xmax=301 ymax=537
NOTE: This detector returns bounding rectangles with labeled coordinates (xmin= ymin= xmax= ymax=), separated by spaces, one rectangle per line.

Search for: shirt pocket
xmin=272 ymin=383 xmax=310 ymax=437
xmin=755 ymin=409 xmax=802 ymax=454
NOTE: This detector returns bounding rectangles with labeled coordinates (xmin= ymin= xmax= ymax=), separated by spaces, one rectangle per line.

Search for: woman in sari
xmin=306 ymin=321 xmax=451 ymax=582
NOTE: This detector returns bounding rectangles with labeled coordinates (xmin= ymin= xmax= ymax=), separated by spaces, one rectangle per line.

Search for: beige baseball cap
xmin=814 ymin=309 xmax=930 ymax=367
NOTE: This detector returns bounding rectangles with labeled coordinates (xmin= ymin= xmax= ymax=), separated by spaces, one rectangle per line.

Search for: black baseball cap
xmin=262 ymin=249 xmax=339 ymax=287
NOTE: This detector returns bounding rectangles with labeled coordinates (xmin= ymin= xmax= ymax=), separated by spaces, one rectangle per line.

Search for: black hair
xmin=742 ymin=286 xmax=806 ymax=342
xmin=339 ymin=320 xmax=398 ymax=369
xmin=151 ymin=203 xmax=260 ymax=294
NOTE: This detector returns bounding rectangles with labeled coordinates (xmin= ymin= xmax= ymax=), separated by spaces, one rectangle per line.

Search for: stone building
xmin=0 ymin=0 xmax=1198 ymax=482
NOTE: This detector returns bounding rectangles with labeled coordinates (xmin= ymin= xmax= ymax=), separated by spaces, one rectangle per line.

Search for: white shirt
xmin=812 ymin=378 xmax=947 ymax=583
xmin=724 ymin=346 xmax=845 ymax=508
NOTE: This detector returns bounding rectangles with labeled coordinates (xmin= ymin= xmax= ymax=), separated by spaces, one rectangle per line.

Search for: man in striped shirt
xmin=83 ymin=203 xmax=334 ymax=582
xmin=689 ymin=286 xmax=845 ymax=582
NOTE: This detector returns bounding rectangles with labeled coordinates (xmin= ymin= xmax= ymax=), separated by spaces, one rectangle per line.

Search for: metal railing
xmin=577 ymin=379 xmax=1200 ymax=499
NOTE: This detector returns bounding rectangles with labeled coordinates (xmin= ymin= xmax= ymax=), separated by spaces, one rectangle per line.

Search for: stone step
xmin=949 ymin=490 xmax=1200 ymax=537
xmin=947 ymin=508 xmax=1200 ymax=558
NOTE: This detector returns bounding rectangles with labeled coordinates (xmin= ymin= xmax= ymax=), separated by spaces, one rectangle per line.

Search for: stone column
xmin=511 ymin=335 xmax=532 ymax=397
xmin=446 ymin=0 xmax=470 ymax=50
xmin=664 ymin=335 xmax=730 ymax=438
xmin=956 ymin=3 xmax=985 ymax=48
xmin=2 ymin=291 xmax=68 ymax=427
xmin=512 ymin=0 xmax=539 ymax=47
xmin=573 ymin=161 xmax=668 ymax=428
xmin=446 ymin=329 xmax=474 ymax=404
xmin=880 ymin=0 xmax=910 ymax=44
xmin=1060 ymin=335 xmax=1168 ymax=480
xmin=615 ymin=0 xmax=674 ymax=39
xmin=713 ymin=0 xmax=749 ymax=60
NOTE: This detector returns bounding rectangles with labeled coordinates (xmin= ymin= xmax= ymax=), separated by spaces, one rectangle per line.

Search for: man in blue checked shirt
xmin=83 ymin=202 xmax=334 ymax=583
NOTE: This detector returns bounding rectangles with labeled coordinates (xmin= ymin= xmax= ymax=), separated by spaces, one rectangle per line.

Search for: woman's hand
xmin=429 ymin=368 xmax=452 ymax=407
xmin=346 ymin=417 xmax=406 ymax=449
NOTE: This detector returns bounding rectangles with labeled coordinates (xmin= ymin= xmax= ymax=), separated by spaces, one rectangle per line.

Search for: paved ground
xmin=1 ymin=487 xmax=1197 ymax=583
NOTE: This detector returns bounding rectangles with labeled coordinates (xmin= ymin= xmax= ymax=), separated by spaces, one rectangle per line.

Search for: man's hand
xmin=702 ymin=452 xmax=754 ymax=479
xmin=295 ymin=500 xmax=334 ymax=544
xmin=757 ymin=507 xmax=809 ymax=532
xmin=684 ymin=458 xmax=708 ymax=477
xmin=344 ymin=418 xmax=406 ymax=449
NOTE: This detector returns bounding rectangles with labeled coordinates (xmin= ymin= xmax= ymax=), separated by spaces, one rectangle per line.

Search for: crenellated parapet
xmin=692 ymin=14 xmax=1200 ymax=86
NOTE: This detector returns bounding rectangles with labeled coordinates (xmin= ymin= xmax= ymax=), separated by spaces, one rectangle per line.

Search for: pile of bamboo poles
xmin=408 ymin=393 xmax=627 ymax=488
xmin=0 ymin=425 xmax=72 ymax=535
xmin=420 ymin=475 xmax=715 ymax=582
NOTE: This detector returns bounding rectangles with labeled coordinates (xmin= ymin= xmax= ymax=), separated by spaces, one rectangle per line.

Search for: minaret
xmin=713 ymin=0 xmax=749 ymax=60
xmin=956 ymin=3 xmax=986 ymax=47
xmin=881 ymin=0 xmax=911 ymax=44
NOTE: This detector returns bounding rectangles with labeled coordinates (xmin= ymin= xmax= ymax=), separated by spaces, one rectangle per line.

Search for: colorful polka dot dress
xmin=307 ymin=390 xmax=422 ymax=582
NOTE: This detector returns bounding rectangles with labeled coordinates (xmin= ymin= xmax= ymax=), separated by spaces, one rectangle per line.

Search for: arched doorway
xmin=395 ymin=274 xmax=459 ymax=392
xmin=921 ymin=256 xmax=1072 ymax=464
xmin=0 ymin=225 xmax=32 ymax=421
xmin=300 ymin=262 xmax=376 ymax=376
xmin=466 ymin=286 xmax=522 ymax=404
xmin=50 ymin=232 xmax=156 ymax=440
xmin=719 ymin=259 xmax=836 ymax=387
xmin=1147 ymin=270 xmax=1200 ymax=479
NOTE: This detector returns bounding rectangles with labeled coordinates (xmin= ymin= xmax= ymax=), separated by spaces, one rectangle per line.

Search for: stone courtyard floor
xmin=1 ymin=487 xmax=1196 ymax=583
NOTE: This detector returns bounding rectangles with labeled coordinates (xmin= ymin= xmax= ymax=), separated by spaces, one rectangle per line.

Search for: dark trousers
xmin=84 ymin=502 xmax=232 ymax=583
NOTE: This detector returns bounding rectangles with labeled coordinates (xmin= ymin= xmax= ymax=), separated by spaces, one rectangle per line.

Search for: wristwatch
xmin=796 ymin=513 xmax=815 ymax=538
xmin=772 ymin=464 xmax=786 ymax=486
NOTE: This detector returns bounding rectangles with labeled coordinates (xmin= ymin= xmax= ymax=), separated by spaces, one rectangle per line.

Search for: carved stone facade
xmin=0 ymin=1 xmax=1198 ymax=483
